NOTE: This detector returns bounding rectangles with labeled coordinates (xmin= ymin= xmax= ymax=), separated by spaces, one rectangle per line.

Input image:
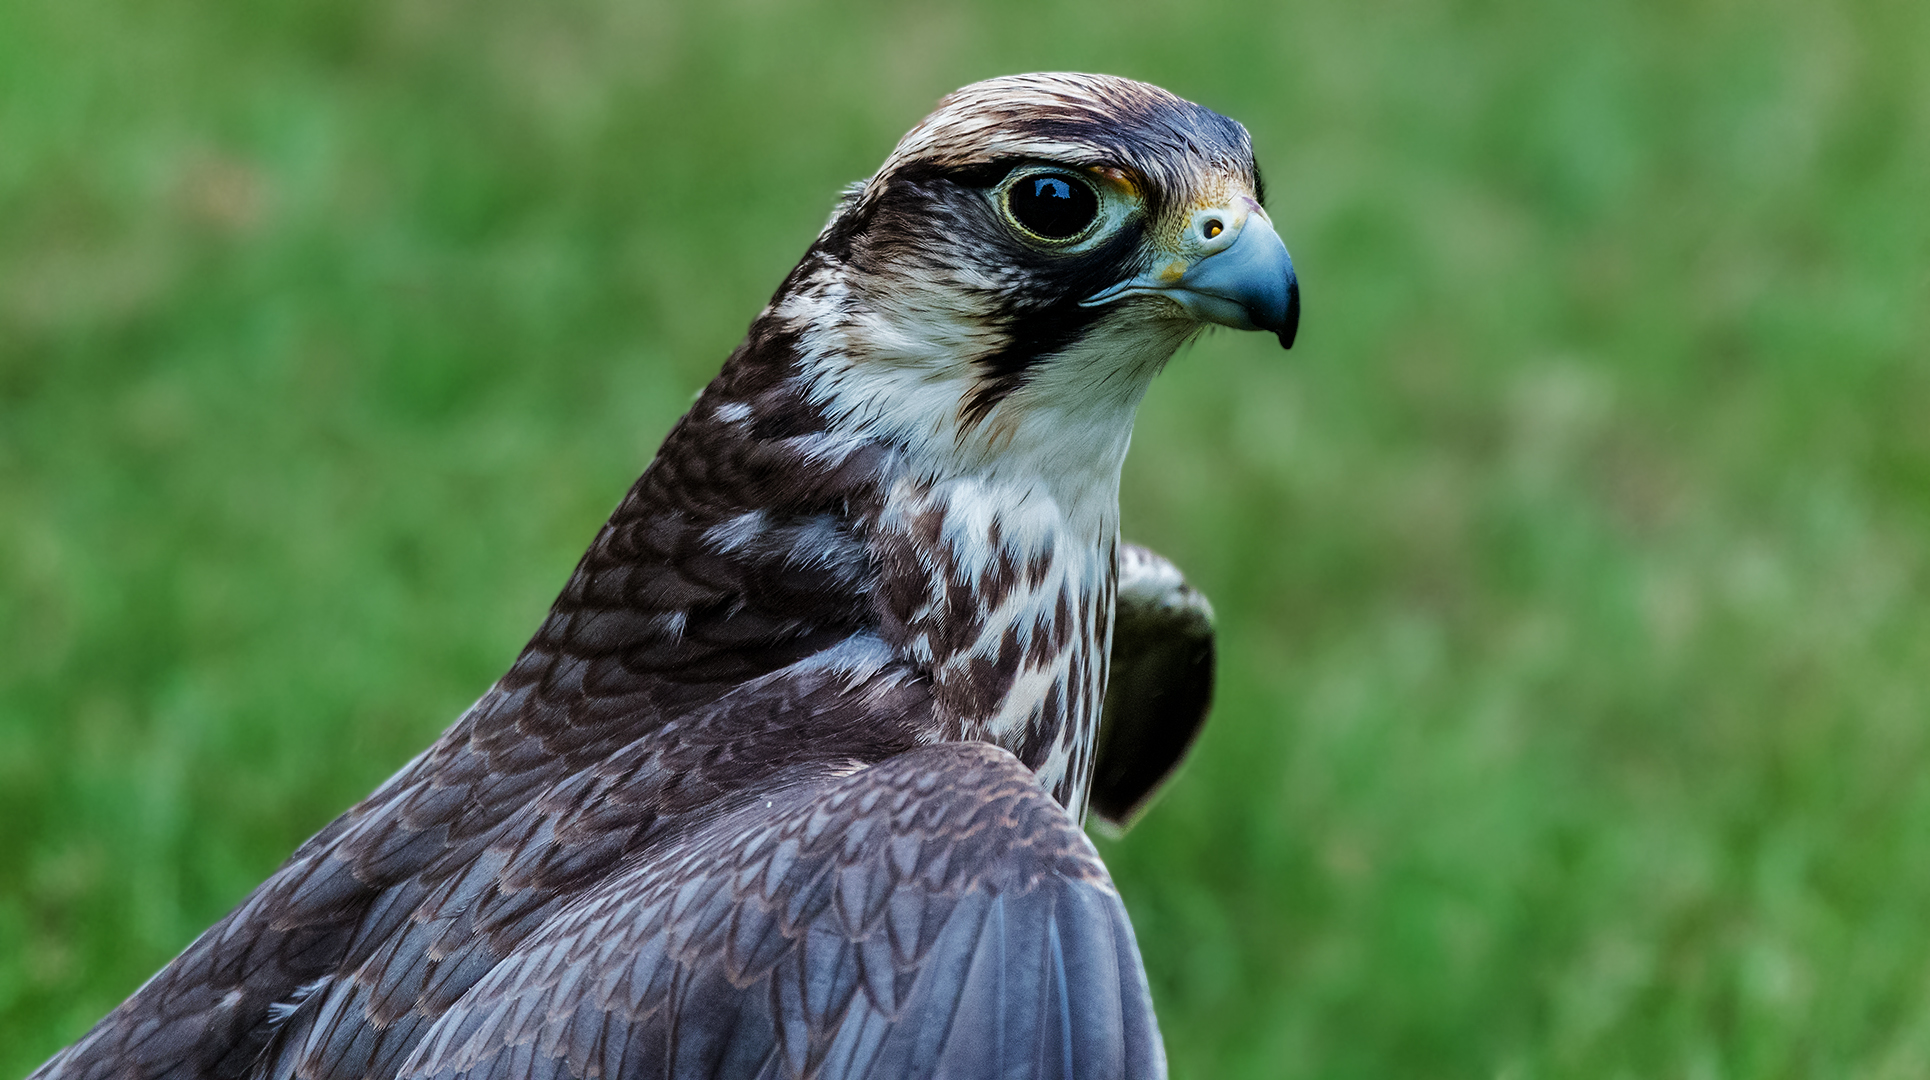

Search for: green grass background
xmin=3 ymin=0 xmax=1927 ymax=1074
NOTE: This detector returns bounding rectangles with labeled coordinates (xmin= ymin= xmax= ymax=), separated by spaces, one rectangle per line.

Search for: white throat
xmin=789 ymin=268 xmax=1192 ymax=530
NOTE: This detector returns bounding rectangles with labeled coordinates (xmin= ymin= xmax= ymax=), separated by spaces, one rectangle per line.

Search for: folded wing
xmin=1090 ymin=544 xmax=1216 ymax=832
xmin=394 ymin=742 xmax=1166 ymax=1080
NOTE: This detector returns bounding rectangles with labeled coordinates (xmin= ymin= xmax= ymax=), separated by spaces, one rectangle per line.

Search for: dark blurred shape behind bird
xmin=35 ymin=72 xmax=1297 ymax=1080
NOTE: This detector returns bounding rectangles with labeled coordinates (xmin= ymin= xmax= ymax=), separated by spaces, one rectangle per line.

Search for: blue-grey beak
xmin=1175 ymin=216 xmax=1300 ymax=349
xmin=1083 ymin=211 xmax=1301 ymax=349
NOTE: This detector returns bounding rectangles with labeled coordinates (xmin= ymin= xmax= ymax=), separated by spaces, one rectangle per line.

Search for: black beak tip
xmin=1276 ymin=277 xmax=1301 ymax=350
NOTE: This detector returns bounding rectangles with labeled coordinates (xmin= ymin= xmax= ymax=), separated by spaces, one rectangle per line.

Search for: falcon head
xmin=767 ymin=73 xmax=1297 ymax=487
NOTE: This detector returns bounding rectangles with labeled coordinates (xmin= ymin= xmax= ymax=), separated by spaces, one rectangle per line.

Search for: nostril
xmin=1202 ymin=218 xmax=1223 ymax=240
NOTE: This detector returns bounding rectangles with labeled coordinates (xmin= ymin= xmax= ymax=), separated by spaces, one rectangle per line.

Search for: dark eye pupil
xmin=1008 ymin=172 xmax=1098 ymax=240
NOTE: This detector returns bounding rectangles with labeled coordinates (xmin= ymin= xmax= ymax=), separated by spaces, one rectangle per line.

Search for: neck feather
xmin=755 ymin=256 xmax=1192 ymax=817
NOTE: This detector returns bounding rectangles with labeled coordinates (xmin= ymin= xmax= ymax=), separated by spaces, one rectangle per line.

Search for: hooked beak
xmin=1082 ymin=205 xmax=1301 ymax=349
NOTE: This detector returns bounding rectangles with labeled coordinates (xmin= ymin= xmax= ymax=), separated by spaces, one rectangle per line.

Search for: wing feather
xmin=1090 ymin=543 xmax=1216 ymax=832
xmin=392 ymin=743 xmax=1164 ymax=1080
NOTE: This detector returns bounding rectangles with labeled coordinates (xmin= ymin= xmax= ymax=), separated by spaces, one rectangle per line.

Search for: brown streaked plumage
xmin=34 ymin=72 xmax=1295 ymax=1080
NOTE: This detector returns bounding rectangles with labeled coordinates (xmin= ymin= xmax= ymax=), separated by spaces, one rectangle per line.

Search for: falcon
xmin=35 ymin=72 xmax=1298 ymax=1080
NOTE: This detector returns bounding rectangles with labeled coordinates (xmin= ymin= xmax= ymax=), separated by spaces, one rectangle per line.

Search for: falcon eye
xmin=1002 ymin=171 xmax=1101 ymax=242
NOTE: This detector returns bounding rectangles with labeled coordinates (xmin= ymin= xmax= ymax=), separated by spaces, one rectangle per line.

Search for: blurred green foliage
xmin=3 ymin=0 xmax=1927 ymax=1074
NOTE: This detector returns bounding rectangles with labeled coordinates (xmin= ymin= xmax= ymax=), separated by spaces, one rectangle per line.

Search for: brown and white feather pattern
xmin=33 ymin=71 xmax=1267 ymax=1080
